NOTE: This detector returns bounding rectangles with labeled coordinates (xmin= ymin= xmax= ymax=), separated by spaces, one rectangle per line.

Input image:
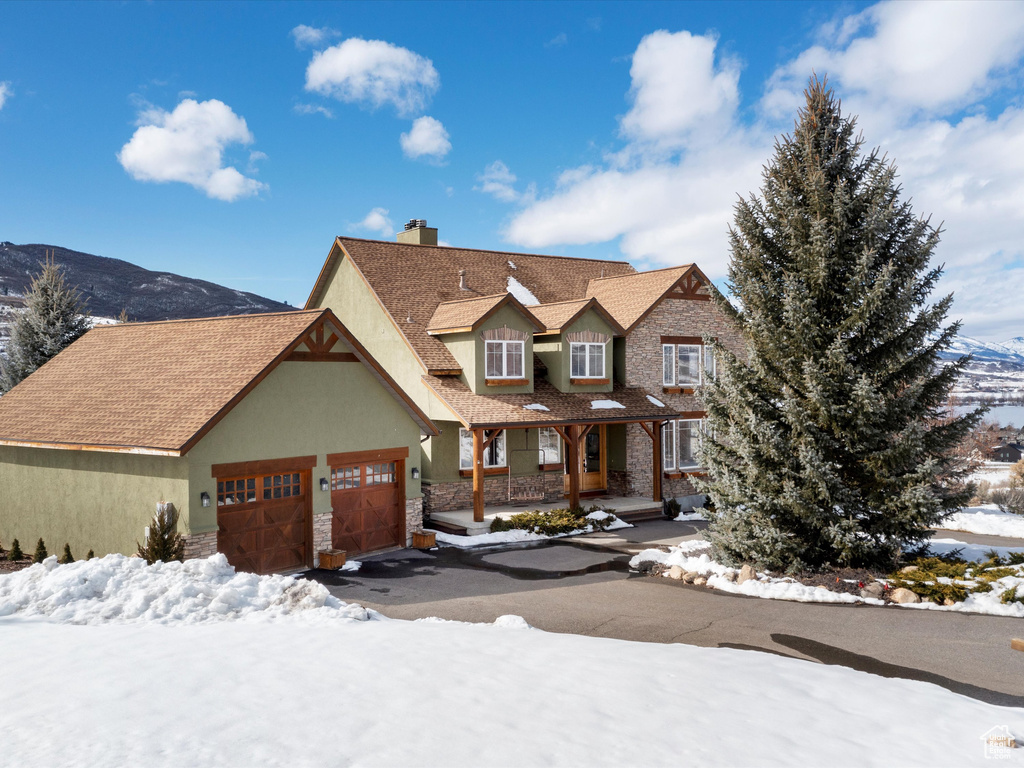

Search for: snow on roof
xmin=590 ymin=399 xmax=625 ymax=409
xmin=523 ymin=403 xmax=550 ymax=411
xmin=647 ymin=395 xmax=665 ymax=407
xmin=506 ymin=275 xmax=540 ymax=306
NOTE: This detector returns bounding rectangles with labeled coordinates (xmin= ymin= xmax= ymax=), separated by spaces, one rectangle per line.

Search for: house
xmin=991 ymin=443 xmax=1023 ymax=463
xmin=305 ymin=220 xmax=743 ymax=531
xmin=0 ymin=309 xmax=437 ymax=573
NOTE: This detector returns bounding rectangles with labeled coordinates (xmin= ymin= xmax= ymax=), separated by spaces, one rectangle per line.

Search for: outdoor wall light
xmin=320 ymin=477 xmax=329 ymax=492
xmin=411 ymin=467 xmax=420 ymax=479
xmin=200 ymin=491 xmax=211 ymax=508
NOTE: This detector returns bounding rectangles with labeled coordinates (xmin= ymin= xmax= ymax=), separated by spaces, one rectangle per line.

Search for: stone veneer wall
xmin=621 ymin=293 xmax=744 ymax=502
xmin=405 ymin=497 xmax=424 ymax=545
xmin=422 ymin=472 xmax=565 ymax=515
xmin=183 ymin=530 xmax=217 ymax=561
xmin=312 ymin=512 xmax=332 ymax=566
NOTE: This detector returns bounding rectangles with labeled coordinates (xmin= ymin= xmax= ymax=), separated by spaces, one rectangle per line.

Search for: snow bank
xmin=939 ymin=505 xmax=1024 ymax=538
xmin=0 ymin=554 xmax=369 ymax=625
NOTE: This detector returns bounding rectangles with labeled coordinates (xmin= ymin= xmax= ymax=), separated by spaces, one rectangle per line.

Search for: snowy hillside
xmin=939 ymin=335 xmax=1024 ymax=402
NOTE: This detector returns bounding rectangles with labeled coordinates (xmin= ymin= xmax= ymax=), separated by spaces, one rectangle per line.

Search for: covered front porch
xmin=428 ymin=495 xmax=665 ymax=536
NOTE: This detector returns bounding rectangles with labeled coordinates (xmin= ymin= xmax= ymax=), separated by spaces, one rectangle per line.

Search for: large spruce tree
xmin=0 ymin=255 xmax=90 ymax=393
xmin=699 ymin=78 xmax=982 ymax=572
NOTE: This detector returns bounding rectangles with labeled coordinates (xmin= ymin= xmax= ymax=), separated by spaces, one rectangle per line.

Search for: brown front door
xmin=565 ymin=425 xmax=608 ymax=494
xmin=216 ymin=471 xmax=309 ymax=574
xmin=330 ymin=460 xmax=402 ymax=555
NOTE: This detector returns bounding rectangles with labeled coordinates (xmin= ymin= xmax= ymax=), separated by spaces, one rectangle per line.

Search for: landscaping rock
xmin=721 ymin=571 xmax=738 ymax=583
xmin=693 ymin=576 xmax=707 ymax=587
xmin=738 ymin=564 xmax=757 ymax=584
xmin=860 ymin=582 xmax=885 ymax=599
xmin=890 ymin=587 xmax=921 ymax=604
xmin=943 ymin=598 xmax=956 ymax=607
xmin=667 ymin=565 xmax=685 ymax=581
xmin=683 ymin=571 xmax=699 ymax=583
xmin=899 ymin=565 xmax=919 ymax=574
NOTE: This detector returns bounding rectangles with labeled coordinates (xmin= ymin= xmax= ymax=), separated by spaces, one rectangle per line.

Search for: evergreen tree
xmin=59 ymin=543 xmax=75 ymax=564
xmin=699 ymin=77 xmax=983 ymax=572
xmin=0 ymin=254 xmax=91 ymax=393
xmin=8 ymin=538 xmax=23 ymax=561
xmin=32 ymin=538 xmax=48 ymax=563
xmin=137 ymin=505 xmax=185 ymax=564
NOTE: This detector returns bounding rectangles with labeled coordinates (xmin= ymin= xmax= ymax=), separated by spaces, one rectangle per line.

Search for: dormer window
xmin=485 ymin=340 xmax=524 ymax=379
xmin=570 ymin=342 xmax=605 ymax=379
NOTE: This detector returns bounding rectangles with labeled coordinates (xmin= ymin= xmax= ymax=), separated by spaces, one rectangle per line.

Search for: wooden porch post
xmin=652 ymin=421 xmax=663 ymax=503
xmin=566 ymin=424 xmax=581 ymax=510
xmin=473 ymin=428 xmax=485 ymax=523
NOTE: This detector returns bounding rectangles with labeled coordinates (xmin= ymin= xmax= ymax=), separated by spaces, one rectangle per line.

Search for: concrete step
xmin=615 ymin=508 xmax=666 ymax=523
xmin=424 ymin=519 xmax=468 ymax=536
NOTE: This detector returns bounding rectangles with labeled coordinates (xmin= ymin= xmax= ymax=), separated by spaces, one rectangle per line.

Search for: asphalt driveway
xmin=309 ymin=519 xmax=1024 ymax=707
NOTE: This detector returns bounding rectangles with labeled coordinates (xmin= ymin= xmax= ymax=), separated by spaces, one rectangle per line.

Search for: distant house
xmin=305 ymin=219 xmax=744 ymax=531
xmin=0 ymin=310 xmax=437 ymax=573
xmin=990 ymin=443 xmax=1023 ymax=463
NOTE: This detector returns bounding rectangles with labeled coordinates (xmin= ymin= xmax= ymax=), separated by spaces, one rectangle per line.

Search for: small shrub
xmin=137 ymin=504 xmax=185 ymax=564
xmin=663 ymin=498 xmax=681 ymax=518
xmin=32 ymin=538 xmax=48 ymax=563
xmin=990 ymin=487 xmax=1024 ymax=515
xmin=59 ymin=543 xmax=74 ymax=564
xmin=8 ymin=538 xmax=23 ymax=561
xmin=86 ymin=549 xmax=95 ymax=560
xmin=1001 ymin=586 xmax=1024 ymax=605
xmin=489 ymin=505 xmax=617 ymax=536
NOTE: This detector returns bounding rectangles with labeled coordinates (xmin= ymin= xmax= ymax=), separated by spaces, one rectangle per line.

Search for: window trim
xmin=662 ymin=342 xmax=715 ymax=387
xmin=570 ymin=341 xmax=606 ymax=379
xmin=484 ymin=339 xmax=526 ymax=380
xmin=538 ymin=426 xmax=561 ymax=468
xmin=661 ymin=418 xmax=705 ymax=472
xmin=459 ymin=428 xmax=507 ymax=471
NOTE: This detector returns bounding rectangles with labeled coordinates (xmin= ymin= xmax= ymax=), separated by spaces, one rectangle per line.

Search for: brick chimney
xmin=396 ymin=218 xmax=438 ymax=246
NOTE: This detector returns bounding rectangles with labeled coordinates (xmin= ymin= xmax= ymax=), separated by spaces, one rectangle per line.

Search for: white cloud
xmin=294 ymin=102 xmax=334 ymax=118
xmin=304 ymin=38 xmax=439 ymax=117
xmin=400 ymin=116 xmax=451 ymax=160
xmin=291 ymin=25 xmax=340 ymax=49
xmin=0 ymin=82 xmax=11 ymax=111
xmin=352 ymin=207 xmax=394 ymax=238
xmin=476 ymin=161 xmax=537 ymax=204
xmin=117 ymin=98 xmax=266 ymax=202
xmin=620 ymin=30 xmax=741 ymax=148
xmin=545 ymin=33 xmax=568 ymax=49
xmin=502 ymin=1 xmax=1024 ymax=339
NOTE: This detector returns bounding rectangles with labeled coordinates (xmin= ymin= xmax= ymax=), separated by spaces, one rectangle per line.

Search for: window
xmin=331 ymin=466 xmax=360 ymax=490
xmin=661 ymin=419 xmax=704 ymax=471
xmin=485 ymin=340 xmax=524 ymax=379
xmin=217 ymin=476 xmax=257 ymax=506
xmin=366 ymin=462 xmax=396 ymax=485
xmin=570 ymin=342 xmax=605 ymax=379
xmin=538 ymin=427 xmax=561 ymax=465
xmin=459 ymin=429 xmax=506 ymax=470
xmin=263 ymin=473 xmax=301 ymax=500
xmin=662 ymin=343 xmax=715 ymax=387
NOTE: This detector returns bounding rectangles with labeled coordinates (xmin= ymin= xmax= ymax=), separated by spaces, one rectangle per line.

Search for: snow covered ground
xmin=1 ymin=555 xmax=1021 ymax=767
xmin=939 ymin=505 xmax=1024 ymax=539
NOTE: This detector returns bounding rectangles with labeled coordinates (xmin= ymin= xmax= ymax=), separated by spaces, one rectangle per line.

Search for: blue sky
xmin=1 ymin=1 xmax=1023 ymax=340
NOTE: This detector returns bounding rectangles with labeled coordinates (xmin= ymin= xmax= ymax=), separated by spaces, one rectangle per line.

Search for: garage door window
xmin=331 ymin=466 xmax=360 ymax=490
xmin=366 ymin=462 xmax=396 ymax=485
xmin=217 ymin=476 xmax=257 ymax=506
xmin=264 ymin=473 xmax=301 ymax=499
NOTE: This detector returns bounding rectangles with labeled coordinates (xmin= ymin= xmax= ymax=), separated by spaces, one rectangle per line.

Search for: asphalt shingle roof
xmin=313 ymin=237 xmax=636 ymax=372
xmin=585 ymin=266 xmax=694 ymax=332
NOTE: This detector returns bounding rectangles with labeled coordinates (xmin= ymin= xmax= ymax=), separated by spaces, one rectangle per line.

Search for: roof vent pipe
xmin=459 ymin=269 xmax=468 ymax=290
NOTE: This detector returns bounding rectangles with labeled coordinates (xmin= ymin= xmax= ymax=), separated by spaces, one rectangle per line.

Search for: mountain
xmin=938 ymin=335 xmax=1024 ymax=402
xmin=0 ymin=242 xmax=296 ymax=354
xmin=0 ymin=242 xmax=294 ymax=321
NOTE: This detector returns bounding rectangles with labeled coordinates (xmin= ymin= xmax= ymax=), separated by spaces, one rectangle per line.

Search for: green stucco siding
xmin=423 ymin=422 xmax=553 ymax=484
xmin=186 ymin=361 xmax=422 ymax=535
xmin=0 ymin=446 xmax=188 ymax=558
xmin=535 ymin=310 xmax=616 ymax=393
xmin=470 ymin=304 xmax=535 ymax=394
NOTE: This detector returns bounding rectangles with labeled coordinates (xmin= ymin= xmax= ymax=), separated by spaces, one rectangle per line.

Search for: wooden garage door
xmin=330 ymin=461 xmax=402 ymax=555
xmin=217 ymin=471 xmax=308 ymax=574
